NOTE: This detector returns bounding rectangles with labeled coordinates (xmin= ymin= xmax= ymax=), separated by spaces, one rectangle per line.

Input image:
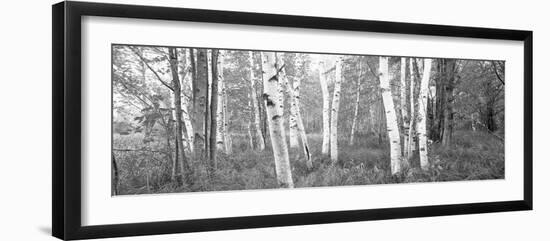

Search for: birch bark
xmin=418 ymin=59 xmax=433 ymax=170
xmin=400 ymin=57 xmax=409 ymax=159
xmin=379 ymin=56 xmax=402 ymax=174
xmin=319 ymin=61 xmax=331 ymax=155
xmin=261 ymin=52 xmax=294 ymax=188
xmin=330 ymin=57 xmax=343 ymax=162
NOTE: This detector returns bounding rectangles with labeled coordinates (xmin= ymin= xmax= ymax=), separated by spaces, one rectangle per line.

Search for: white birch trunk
xmin=248 ymin=51 xmax=266 ymax=150
xmin=400 ymin=57 xmax=409 ymax=158
xmin=261 ymin=52 xmax=294 ymax=188
xmin=288 ymin=76 xmax=299 ymax=148
xmin=330 ymin=57 xmax=343 ymax=162
xmin=223 ymin=86 xmax=232 ymax=154
xmin=215 ymin=52 xmax=225 ymax=151
xmin=379 ymin=56 xmax=402 ymax=174
xmin=287 ymin=72 xmax=299 ymax=149
xmin=181 ymin=103 xmax=194 ymax=152
xmin=319 ymin=61 xmax=331 ymax=155
xmin=286 ymin=76 xmax=312 ymax=167
xmin=349 ymin=61 xmax=362 ymax=146
xmin=407 ymin=59 xmax=416 ymax=160
xmin=418 ymin=59 xmax=432 ymax=170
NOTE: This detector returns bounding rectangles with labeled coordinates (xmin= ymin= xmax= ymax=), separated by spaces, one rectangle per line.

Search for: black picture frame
xmin=52 ymin=1 xmax=533 ymax=240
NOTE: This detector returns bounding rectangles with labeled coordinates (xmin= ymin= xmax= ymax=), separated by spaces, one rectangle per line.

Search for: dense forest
xmin=112 ymin=45 xmax=505 ymax=195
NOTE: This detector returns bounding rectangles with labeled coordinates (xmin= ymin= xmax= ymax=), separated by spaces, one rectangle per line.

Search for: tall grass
xmin=113 ymin=130 xmax=504 ymax=195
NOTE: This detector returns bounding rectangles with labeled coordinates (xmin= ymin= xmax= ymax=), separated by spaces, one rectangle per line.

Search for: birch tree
xmin=330 ymin=57 xmax=343 ymax=162
xmin=418 ymin=58 xmax=432 ymax=170
xmin=406 ymin=58 xmax=416 ymax=160
xmin=379 ymin=56 xmax=402 ymax=174
xmin=223 ymin=82 xmax=232 ymax=154
xmin=248 ymin=51 xmax=265 ymax=150
xmin=209 ymin=50 xmax=220 ymax=168
xmin=287 ymin=75 xmax=312 ymax=167
xmin=318 ymin=61 xmax=331 ymax=155
xmin=215 ymin=51 xmax=226 ymax=151
xmin=400 ymin=57 xmax=409 ymax=158
xmin=261 ymin=52 xmax=294 ymax=188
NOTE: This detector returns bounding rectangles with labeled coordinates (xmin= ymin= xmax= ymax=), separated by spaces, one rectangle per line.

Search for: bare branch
xmin=128 ymin=46 xmax=175 ymax=92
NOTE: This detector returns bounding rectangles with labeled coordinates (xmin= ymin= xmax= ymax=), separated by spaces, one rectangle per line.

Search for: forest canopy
xmin=112 ymin=45 xmax=504 ymax=195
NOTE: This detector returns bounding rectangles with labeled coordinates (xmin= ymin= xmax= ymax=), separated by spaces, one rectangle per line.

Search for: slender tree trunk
xmin=248 ymin=51 xmax=266 ymax=150
xmin=330 ymin=57 xmax=343 ymax=162
xmin=169 ymin=47 xmax=192 ymax=185
xmin=215 ymin=52 xmax=226 ymax=152
xmin=441 ymin=60 xmax=456 ymax=147
xmin=349 ymin=60 xmax=363 ymax=146
xmin=407 ymin=58 xmax=416 ymax=160
xmin=418 ymin=59 xmax=432 ymax=170
xmin=209 ymin=50 xmax=220 ymax=170
xmin=223 ymin=88 xmax=232 ymax=154
xmin=111 ymin=153 xmax=119 ymax=195
xmin=169 ymin=92 xmax=181 ymax=183
xmin=288 ymin=76 xmax=299 ymax=149
xmin=247 ymin=94 xmax=255 ymax=150
xmin=286 ymin=75 xmax=312 ymax=167
xmin=319 ymin=61 xmax=331 ymax=155
xmin=379 ymin=56 xmax=402 ymax=175
xmin=261 ymin=52 xmax=294 ymax=188
xmin=294 ymin=78 xmax=312 ymax=167
xmin=193 ymin=49 xmax=208 ymax=156
xmin=400 ymin=57 xmax=409 ymax=159
xmin=181 ymin=104 xmax=194 ymax=152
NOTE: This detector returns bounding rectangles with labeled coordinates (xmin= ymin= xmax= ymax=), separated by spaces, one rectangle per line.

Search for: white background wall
xmin=0 ymin=0 xmax=546 ymax=240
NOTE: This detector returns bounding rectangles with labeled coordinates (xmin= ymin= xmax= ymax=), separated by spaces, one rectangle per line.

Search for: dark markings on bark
xmin=272 ymin=115 xmax=281 ymax=121
xmin=263 ymin=93 xmax=275 ymax=106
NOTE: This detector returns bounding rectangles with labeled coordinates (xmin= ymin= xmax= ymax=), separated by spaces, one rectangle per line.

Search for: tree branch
xmin=128 ymin=46 xmax=175 ymax=92
xmin=491 ymin=61 xmax=505 ymax=85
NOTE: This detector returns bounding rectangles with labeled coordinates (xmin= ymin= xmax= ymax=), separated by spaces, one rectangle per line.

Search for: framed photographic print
xmin=52 ymin=1 xmax=533 ymax=240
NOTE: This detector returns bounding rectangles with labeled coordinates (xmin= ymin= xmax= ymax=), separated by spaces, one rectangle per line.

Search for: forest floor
xmin=113 ymin=130 xmax=505 ymax=195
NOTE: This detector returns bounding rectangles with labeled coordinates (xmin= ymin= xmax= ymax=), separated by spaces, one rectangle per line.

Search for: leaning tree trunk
xmin=248 ymin=51 xmax=266 ymax=150
xmin=209 ymin=50 xmax=220 ymax=170
xmin=418 ymin=59 xmax=432 ymax=170
xmin=349 ymin=60 xmax=363 ymax=146
xmin=318 ymin=61 xmax=331 ymax=155
xmin=193 ymin=49 xmax=208 ymax=155
xmin=169 ymin=47 xmax=192 ymax=185
xmin=407 ymin=58 xmax=417 ymax=160
xmin=330 ymin=57 xmax=343 ymax=162
xmin=400 ymin=57 xmax=409 ymax=159
xmin=379 ymin=56 xmax=402 ymax=175
xmin=261 ymin=52 xmax=294 ymax=188
xmin=287 ymin=75 xmax=312 ymax=167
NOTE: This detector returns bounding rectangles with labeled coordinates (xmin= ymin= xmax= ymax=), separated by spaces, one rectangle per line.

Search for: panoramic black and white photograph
xmin=111 ymin=45 xmax=505 ymax=196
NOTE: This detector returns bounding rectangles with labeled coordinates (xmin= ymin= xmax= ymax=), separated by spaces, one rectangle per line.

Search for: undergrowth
xmin=114 ymin=130 xmax=504 ymax=195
